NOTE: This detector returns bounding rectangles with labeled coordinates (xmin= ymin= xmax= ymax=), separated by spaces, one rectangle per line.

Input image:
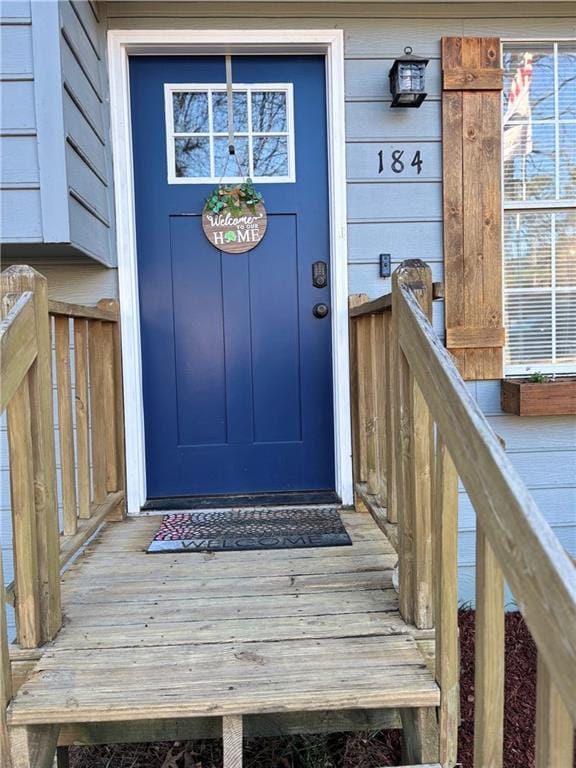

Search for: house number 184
xmin=378 ymin=149 xmax=423 ymax=175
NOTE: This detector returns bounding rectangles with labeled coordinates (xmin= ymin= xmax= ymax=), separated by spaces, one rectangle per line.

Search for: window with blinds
xmin=502 ymin=43 xmax=576 ymax=375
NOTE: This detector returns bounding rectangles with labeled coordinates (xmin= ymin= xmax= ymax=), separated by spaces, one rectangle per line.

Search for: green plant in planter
xmin=528 ymin=371 xmax=548 ymax=383
xmin=204 ymin=178 xmax=264 ymax=217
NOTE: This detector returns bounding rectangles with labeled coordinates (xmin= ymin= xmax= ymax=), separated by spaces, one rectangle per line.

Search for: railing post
xmin=348 ymin=294 xmax=368 ymax=487
xmin=2 ymin=266 xmax=62 ymax=642
xmin=98 ymin=299 xmax=126 ymax=519
xmin=5 ymin=373 xmax=41 ymax=647
xmin=392 ymin=260 xmax=434 ymax=628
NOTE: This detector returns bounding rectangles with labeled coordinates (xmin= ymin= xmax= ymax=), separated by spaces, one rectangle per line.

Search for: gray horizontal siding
xmin=0 ymin=1 xmax=30 ymax=20
xmin=0 ymin=0 xmax=116 ymax=260
xmin=0 ymin=24 xmax=33 ymax=74
xmin=0 ymin=4 xmax=50 ymax=244
xmin=346 ymin=101 xmax=441 ymax=141
xmin=347 ymin=220 xmax=443 ymax=262
xmin=0 ymin=135 xmax=38 ymax=183
xmin=68 ymin=196 xmax=113 ymax=262
xmin=66 ymin=142 xmax=110 ymax=223
xmin=1 ymin=188 xmax=42 ymax=240
xmin=348 ymin=182 xmax=442 ymax=221
xmin=0 ymin=80 xmax=35 ymax=132
xmin=60 ymin=0 xmax=115 ymax=265
xmin=63 ymin=90 xmax=108 ymax=180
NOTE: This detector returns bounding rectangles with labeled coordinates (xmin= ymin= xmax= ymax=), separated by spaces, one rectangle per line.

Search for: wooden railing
xmin=349 ymin=259 xmax=576 ymax=767
xmin=0 ymin=266 xmax=125 ymax=757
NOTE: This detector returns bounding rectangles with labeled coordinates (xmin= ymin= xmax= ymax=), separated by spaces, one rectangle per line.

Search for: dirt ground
xmin=68 ymin=609 xmax=573 ymax=768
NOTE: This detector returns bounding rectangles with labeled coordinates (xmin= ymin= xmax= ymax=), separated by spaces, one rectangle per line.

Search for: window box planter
xmin=501 ymin=378 xmax=576 ymax=416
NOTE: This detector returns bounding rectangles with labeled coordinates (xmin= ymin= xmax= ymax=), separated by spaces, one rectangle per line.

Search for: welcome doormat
xmin=147 ymin=507 xmax=352 ymax=553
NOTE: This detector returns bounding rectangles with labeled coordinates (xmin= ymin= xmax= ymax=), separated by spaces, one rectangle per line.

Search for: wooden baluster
xmin=6 ymin=374 xmax=41 ymax=648
xmin=395 ymin=341 xmax=414 ymax=624
xmin=474 ymin=524 xmax=504 ymax=768
xmin=362 ymin=315 xmax=380 ymax=496
xmin=73 ymin=319 xmax=91 ymax=519
xmin=0 ymin=547 xmax=13 ymax=768
xmin=101 ymin=321 xmax=118 ymax=493
xmin=384 ymin=310 xmax=398 ymax=523
xmin=411 ymin=378 xmax=434 ymax=628
xmin=374 ymin=313 xmax=387 ymax=506
xmin=535 ymin=654 xmax=574 ymax=768
xmin=356 ymin=316 xmax=370 ymax=485
xmin=393 ymin=261 xmax=434 ymax=628
xmin=348 ymin=312 xmax=360 ymax=486
xmin=434 ymin=433 xmax=459 ymax=766
xmin=2 ymin=266 xmax=61 ymax=642
xmin=111 ymin=303 xmax=126 ymax=509
xmin=88 ymin=320 xmax=107 ymax=505
xmin=54 ymin=316 xmax=77 ymax=535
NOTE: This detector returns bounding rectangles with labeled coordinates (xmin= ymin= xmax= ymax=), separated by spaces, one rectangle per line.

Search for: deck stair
xmin=7 ymin=510 xmax=439 ymax=745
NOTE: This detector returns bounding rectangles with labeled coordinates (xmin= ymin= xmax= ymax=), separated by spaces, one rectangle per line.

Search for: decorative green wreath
xmin=204 ymin=178 xmax=264 ymax=218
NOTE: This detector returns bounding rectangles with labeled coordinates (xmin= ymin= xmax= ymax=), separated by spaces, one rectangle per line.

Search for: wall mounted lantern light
xmin=389 ymin=46 xmax=429 ymax=108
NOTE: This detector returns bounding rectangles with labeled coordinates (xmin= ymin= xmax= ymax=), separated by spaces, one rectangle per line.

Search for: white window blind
xmin=503 ymin=42 xmax=576 ymax=375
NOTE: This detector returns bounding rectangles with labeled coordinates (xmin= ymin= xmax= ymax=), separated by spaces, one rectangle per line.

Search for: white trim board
xmin=107 ymin=29 xmax=353 ymax=512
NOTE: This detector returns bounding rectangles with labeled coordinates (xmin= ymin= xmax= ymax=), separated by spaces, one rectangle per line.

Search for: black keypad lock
xmin=312 ymin=261 xmax=328 ymax=289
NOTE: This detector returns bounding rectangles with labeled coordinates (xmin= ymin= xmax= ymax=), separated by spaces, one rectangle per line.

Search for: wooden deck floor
xmin=8 ymin=509 xmax=439 ymax=726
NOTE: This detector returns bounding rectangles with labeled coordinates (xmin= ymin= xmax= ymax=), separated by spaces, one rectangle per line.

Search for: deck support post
xmin=400 ymin=707 xmax=439 ymax=765
xmin=9 ymin=725 xmax=59 ymax=768
xmin=222 ymin=715 xmax=243 ymax=768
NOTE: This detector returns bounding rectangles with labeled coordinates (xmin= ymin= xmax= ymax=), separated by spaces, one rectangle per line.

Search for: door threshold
xmin=142 ymin=490 xmax=341 ymax=511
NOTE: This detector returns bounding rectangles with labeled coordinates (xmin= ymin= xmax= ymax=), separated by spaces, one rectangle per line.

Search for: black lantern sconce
xmin=389 ymin=46 xmax=429 ymax=108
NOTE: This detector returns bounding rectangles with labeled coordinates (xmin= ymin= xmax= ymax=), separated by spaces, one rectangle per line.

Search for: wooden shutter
xmin=442 ymin=37 xmax=505 ymax=380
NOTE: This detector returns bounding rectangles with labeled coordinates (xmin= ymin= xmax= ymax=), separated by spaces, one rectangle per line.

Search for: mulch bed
xmin=69 ymin=609 xmax=573 ymax=768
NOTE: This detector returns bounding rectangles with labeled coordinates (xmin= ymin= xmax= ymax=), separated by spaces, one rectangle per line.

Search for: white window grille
xmin=502 ymin=42 xmax=576 ymax=376
xmin=164 ymin=84 xmax=295 ymax=184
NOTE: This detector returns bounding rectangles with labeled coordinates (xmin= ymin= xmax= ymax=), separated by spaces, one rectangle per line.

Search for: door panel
xmin=130 ymin=55 xmax=334 ymax=498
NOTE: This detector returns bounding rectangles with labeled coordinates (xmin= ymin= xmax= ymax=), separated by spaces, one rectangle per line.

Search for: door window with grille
xmin=164 ymin=84 xmax=295 ymax=184
xmin=502 ymin=42 xmax=576 ymax=375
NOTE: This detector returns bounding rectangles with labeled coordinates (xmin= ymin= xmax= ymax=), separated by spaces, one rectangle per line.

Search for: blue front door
xmin=130 ymin=55 xmax=335 ymax=499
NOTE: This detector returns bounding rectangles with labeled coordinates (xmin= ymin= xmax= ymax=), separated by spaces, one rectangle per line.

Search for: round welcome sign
xmin=202 ymin=202 xmax=267 ymax=254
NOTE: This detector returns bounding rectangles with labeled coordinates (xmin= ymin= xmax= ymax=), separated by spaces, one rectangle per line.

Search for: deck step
xmin=8 ymin=511 xmax=438 ymax=728
xmin=8 ymin=634 xmax=439 ymax=725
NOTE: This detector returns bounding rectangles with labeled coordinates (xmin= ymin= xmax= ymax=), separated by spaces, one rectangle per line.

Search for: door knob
xmin=313 ymin=303 xmax=329 ymax=319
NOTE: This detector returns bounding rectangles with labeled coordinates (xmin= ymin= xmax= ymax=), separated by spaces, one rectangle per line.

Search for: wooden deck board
xmin=8 ymin=511 xmax=439 ymax=726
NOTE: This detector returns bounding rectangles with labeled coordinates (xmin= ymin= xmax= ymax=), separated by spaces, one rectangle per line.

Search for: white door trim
xmin=107 ymin=29 xmax=353 ymax=512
